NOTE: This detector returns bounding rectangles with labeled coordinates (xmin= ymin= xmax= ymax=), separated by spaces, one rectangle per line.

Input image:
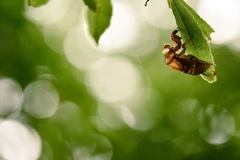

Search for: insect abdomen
xmin=175 ymin=56 xmax=212 ymax=75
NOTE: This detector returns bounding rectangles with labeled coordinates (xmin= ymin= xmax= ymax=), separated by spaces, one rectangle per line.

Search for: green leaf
xmin=86 ymin=0 xmax=112 ymax=44
xmin=170 ymin=0 xmax=216 ymax=83
xmin=83 ymin=0 xmax=97 ymax=12
xmin=28 ymin=0 xmax=49 ymax=7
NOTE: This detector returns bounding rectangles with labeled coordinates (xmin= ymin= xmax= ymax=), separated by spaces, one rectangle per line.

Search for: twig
xmin=145 ymin=0 xmax=150 ymax=6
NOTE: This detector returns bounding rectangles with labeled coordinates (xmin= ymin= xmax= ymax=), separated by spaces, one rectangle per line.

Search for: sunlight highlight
xmin=64 ymin=20 xmax=102 ymax=71
xmin=96 ymin=104 xmax=126 ymax=130
xmin=86 ymin=57 xmax=141 ymax=104
xmin=140 ymin=0 xmax=175 ymax=29
xmin=123 ymin=89 xmax=164 ymax=131
xmin=99 ymin=1 xmax=138 ymax=53
xmin=0 ymin=77 xmax=23 ymax=116
xmin=197 ymin=0 xmax=240 ymax=45
xmin=25 ymin=0 xmax=71 ymax=27
xmin=95 ymin=89 xmax=164 ymax=131
xmin=198 ymin=105 xmax=235 ymax=145
xmin=120 ymin=105 xmax=136 ymax=128
xmin=0 ymin=119 xmax=41 ymax=160
xmin=23 ymin=80 xmax=59 ymax=118
xmin=72 ymin=134 xmax=112 ymax=160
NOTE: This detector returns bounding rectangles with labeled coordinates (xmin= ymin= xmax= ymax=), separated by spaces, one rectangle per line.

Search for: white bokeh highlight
xmin=121 ymin=89 xmax=164 ymax=131
xmin=72 ymin=134 xmax=113 ymax=160
xmin=64 ymin=20 xmax=102 ymax=71
xmin=197 ymin=0 xmax=240 ymax=45
xmin=86 ymin=57 xmax=141 ymax=104
xmin=25 ymin=0 xmax=72 ymax=28
xmin=140 ymin=0 xmax=175 ymax=29
xmin=0 ymin=77 xmax=23 ymax=116
xmin=99 ymin=1 xmax=138 ymax=53
xmin=23 ymin=80 xmax=59 ymax=118
xmin=198 ymin=105 xmax=235 ymax=145
xmin=0 ymin=119 xmax=41 ymax=160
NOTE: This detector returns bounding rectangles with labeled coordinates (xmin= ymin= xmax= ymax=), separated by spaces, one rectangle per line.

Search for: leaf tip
xmin=93 ymin=36 xmax=100 ymax=45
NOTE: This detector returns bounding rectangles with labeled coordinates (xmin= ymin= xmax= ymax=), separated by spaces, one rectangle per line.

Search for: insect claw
xmin=176 ymin=27 xmax=181 ymax=31
xmin=163 ymin=29 xmax=213 ymax=76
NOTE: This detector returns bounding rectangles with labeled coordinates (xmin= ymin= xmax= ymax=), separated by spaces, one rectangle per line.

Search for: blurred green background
xmin=1 ymin=0 xmax=240 ymax=160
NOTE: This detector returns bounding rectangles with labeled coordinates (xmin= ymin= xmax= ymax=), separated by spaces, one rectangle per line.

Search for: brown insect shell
xmin=162 ymin=48 xmax=170 ymax=55
xmin=162 ymin=46 xmax=176 ymax=65
xmin=162 ymin=44 xmax=173 ymax=55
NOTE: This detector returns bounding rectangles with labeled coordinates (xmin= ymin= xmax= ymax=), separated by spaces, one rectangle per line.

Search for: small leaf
xmin=170 ymin=0 xmax=216 ymax=83
xmin=86 ymin=0 xmax=112 ymax=44
xmin=28 ymin=0 xmax=49 ymax=7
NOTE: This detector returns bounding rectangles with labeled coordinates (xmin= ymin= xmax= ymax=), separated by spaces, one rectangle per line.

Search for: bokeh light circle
xmin=86 ymin=57 xmax=141 ymax=104
xmin=0 ymin=119 xmax=41 ymax=160
xmin=64 ymin=21 xmax=102 ymax=71
xmin=121 ymin=89 xmax=165 ymax=131
xmin=197 ymin=0 xmax=240 ymax=44
xmin=25 ymin=0 xmax=71 ymax=26
xmin=72 ymin=134 xmax=113 ymax=160
xmin=198 ymin=105 xmax=235 ymax=145
xmin=98 ymin=1 xmax=138 ymax=53
xmin=140 ymin=0 xmax=175 ymax=29
xmin=0 ymin=77 xmax=23 ymax=116
xmin=23 ymin=80 xmax=59 ymax=118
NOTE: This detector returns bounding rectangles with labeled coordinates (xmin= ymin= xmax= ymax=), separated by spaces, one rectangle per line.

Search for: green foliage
xmin=170 ymin=0 xmax=216 ymax=83
xmin=85 ymin=0 xmax=112 ymax=44
xmin=28 ymin=0 xmax=49 ymax=7
xmin=2 ymin=1 xmax=240 ymax=160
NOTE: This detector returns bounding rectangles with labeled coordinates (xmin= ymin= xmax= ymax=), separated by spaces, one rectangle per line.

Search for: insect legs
xmin=162 ymin=28 xmax=215 ymax=76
